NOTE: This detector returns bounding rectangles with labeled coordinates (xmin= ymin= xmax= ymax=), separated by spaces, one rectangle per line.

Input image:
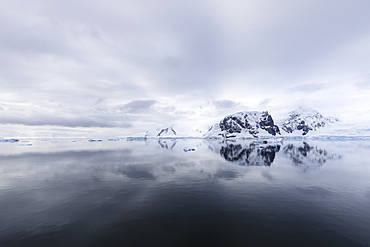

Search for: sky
xmin=1 ymin=0 xmax=370 ymax=137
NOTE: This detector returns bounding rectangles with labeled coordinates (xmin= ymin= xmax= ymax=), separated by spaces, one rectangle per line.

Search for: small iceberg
xmin=252 ymin=138 xmax=282 ymax=148
xmin=108 ymin=138 xmax=120 ymax=141
xmin=183 ymin=147 xmax=196 ymax=152
xmin=0 ymin=139 xmax=20 ymax=142
xmin=88 ymin=139 xmax=103 ymax=142
xmin=126 ymin=137 xmax=147 ymax=141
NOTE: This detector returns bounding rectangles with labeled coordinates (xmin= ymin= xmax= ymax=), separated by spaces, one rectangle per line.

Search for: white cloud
xmin=0 ymin=0 xmax=369 ymax=136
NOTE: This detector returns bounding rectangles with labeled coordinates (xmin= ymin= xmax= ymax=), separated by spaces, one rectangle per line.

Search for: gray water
xmin=0 ymin=139 xmax=370 ymax=247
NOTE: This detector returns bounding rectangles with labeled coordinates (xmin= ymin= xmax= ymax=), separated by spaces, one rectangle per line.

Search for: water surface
xmin=0 ymin=139 xmax=369 ymax=246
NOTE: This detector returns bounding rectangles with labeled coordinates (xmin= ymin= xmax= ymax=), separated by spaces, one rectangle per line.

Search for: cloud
xmin=356 ymin=73 xmax=370 ymax=90
xmin=214 ymin=170 xmax=240 ymax=180
xmin=118 ymin=100 xmax=157 ymax=114
xmin=258 ymin=98 xmax=272 ymax=108
xmin=0 ymin=0 xmax=370 ymax=133
xmin=118 ymin=165 xmax=156 ymax=180
xmin=0 ymin=102 xmax=134 ymax=128
xmin=0 ymin=111 xmax=132 ymax=128
xmin=212 ymin=99 xmax=240 ymax=109
xmin=288 ymin=83 xmax=325 ymax=93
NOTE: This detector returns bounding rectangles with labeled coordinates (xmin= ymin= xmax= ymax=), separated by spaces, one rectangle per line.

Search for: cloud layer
xmin=1 ymin=0 xmax=370 ymax=135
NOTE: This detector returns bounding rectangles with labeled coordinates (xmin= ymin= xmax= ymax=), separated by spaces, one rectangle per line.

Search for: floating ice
xmin=88 ymin=139 xmax=103 ymax=142
xmin=183 ymin=147 xmax=196 ymax=152
xmin=0 ymin=139 xmax=19 ymax=142
xmin=126 ymin=137 xmax=146 ymax=141
xmin=108 ymin=138 xmax=120 ymax=141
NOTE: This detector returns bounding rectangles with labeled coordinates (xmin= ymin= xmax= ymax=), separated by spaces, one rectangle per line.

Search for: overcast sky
xmin=1 ymin=0 xmax=370 ymax=136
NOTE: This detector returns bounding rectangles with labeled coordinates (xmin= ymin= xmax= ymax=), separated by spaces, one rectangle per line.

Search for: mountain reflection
xmin=283 ymin=142 xmax=341 ymax=170
xmin=217 ymin=142 xmax=281 ymax=166
xmin=207 ymin=140 xmax=341 ymax=169
xmin=157 ymin=139 xmax=177 ymax=150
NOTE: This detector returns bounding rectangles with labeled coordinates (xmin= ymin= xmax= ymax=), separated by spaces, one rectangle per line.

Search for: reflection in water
xmin=207 ymin=140 xmax=341 ymax=169
xmin=284 ymin=142 xmax=341 ymax=171
xmin=0 ymin=139 xmax=368 ymax=246
xmin=157 ymin=139 xmax=177 ymax=150
xmin=118 ymin=165 xmax=156 ymax=180
xmin=214 ymin=170 xmax=240 ymax=180
xmin=217 ymin=142 xmax=281 ymax=166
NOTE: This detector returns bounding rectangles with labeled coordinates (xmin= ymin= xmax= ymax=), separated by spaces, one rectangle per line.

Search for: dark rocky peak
xmin=157 ymin=127 xmax=177 ymax=137
xmin=210 ymin=111 xmax=280 ymax=138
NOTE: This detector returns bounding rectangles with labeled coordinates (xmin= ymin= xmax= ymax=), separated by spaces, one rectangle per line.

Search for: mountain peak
xmin=157 ymin=127 xmax=177 ymax=137
xmin=282 ymin=107 xmax=338 ymax=135
xmin=204 ymin=110 xmax=280 ymax=138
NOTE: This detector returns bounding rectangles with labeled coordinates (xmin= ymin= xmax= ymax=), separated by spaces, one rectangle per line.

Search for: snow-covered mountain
xmin=203 ymin=111 xmax=280 ymax=138
xmin=156 ymin=127 xmax=177 ymax=137
xmin=204 ymin=107 xmax=340 ymax=138
xmin=281 ymin=107 xmax=338 ymax=136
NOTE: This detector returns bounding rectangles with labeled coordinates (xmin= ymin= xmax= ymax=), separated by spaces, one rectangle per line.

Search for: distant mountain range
xmin=145 ymin=107 xmax=356 ymax=138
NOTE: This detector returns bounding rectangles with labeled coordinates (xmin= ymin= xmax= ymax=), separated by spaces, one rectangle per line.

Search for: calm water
xmin=0 ymin=138 xmax=370 ymax=247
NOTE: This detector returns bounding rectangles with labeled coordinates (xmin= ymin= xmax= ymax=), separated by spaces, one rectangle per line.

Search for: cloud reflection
xmin=118 ymin=165 xmax=156 ymax=180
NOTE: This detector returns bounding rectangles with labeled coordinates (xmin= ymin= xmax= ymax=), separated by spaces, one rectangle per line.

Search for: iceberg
xmin=0 ymin=139 xmax=20 ymax=142
xmin=126 ymin=137 xmax=147 ymax=141
xmin=183 ymin=147 xmax=196 ymax=152
xmin=108 ymin=138 xmax=120 ymax=141
xmin=88 ymin=139 xmax=103 ymax=142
